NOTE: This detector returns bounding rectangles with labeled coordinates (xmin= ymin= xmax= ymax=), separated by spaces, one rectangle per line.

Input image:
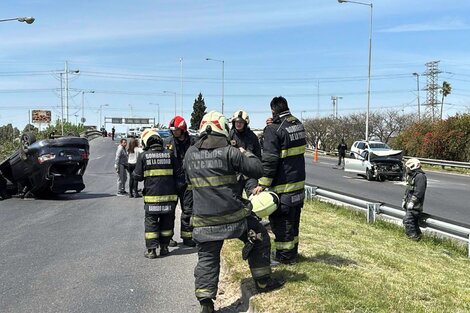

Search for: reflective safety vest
xmin=259 ymin=112 xmax=306 ymax=205
xmin=133 ymin=145 xmax=178 ymax=214
xmin=184 ymin=142 xmax=263 ymax=241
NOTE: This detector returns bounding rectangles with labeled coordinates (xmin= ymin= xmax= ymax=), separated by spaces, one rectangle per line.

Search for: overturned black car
xmin=0 ymin=133 xmax=89 ymax=198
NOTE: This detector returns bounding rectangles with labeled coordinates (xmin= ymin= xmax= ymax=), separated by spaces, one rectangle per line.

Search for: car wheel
xmin=366 ymin=169 xmax=374 ymax=181
xmin=377 ymin=174 xmax=385 ymax=182
xmin=21 ymin=132 xmax=36 ymax=152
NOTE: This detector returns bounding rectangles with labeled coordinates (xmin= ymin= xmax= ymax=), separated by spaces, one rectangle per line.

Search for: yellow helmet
xmin=405 ymin=158 xmax=421 ymax=171
xmin=232 ymin=110 xmax=250 ymax=126
xmin=141 ymin=128 xmax=161 ymax=150
xmin=199 ymin=111 xmax=230 ymax=138
xmin=250 ymin=191 xmax=279 ymax=218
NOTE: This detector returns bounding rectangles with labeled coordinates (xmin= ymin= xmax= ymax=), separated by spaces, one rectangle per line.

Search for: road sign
xmin=124 ymin=118 xmax=150 ymax=124
xmin=111 ymin=118 xmax=123 ymax=124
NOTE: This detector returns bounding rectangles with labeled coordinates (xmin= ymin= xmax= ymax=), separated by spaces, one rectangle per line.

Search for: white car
xmin=344 ymin=148 xmax=404 ymax=181
xmin=350 ymin=140 xmax=391 ymax=159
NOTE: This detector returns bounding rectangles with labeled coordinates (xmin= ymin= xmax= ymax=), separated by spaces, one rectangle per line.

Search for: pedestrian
xmin=185 ymin=111 xmax=284 ymax=313
xmin=111 ymin=126 xmax=115 ymax=141
xmin=133 ymin=129 xmax=178 ymax=258
xmin=114 ymin=138 xmax=128 ymax=196
xmin=337 ymin=138 xmax=348 ymax=167
xmin=253 ymin=96 xmax=306 ymax=265
xmin=229 ymin=110 xmax=262 ymax=196
xmin=165 ymin=116 xmax=196 ymax=247
xmin=402 ymin=158 xmax=427 ymax=241
xmin=127 ymin=138 xmax=143 ymax=198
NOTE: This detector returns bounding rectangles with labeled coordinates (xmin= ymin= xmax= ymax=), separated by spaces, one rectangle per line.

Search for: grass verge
xmin=421 ymin=164 xmax=470 ymax=175
xmin=221 ymin=200 xmax=470 ymax=313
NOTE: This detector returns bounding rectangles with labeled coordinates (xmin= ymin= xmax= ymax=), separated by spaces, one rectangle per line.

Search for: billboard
xmin=31 ymin=110 xmax=52 ymax=123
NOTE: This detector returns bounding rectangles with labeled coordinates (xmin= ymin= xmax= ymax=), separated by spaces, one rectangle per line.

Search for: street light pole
xmin=81 ymin=90 xmax=94 ymax=124
xmin=180 ymin=58 xmax=184 ymax=116
xmin=163 ymin=90 xmax=177 ymax=116
xmin=0 ymin=16 xmax=35 ymax=24
xmin=206 ymin=58 xmax=225 ymax=114
xmin=99 ymin=104 xmax=109 ymax=129
xmin=412 ymin=72 xmax=420 ymax=121
xmin=338 ymin=0 xmax=373 ymax=140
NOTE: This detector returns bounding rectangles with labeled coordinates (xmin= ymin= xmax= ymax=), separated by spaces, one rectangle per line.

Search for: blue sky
xmin=1 ymin=0 xmax=470 ymax=133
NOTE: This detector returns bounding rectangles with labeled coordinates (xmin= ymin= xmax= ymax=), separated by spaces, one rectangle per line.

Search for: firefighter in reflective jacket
xmin=165 ymin=116 xmax=196 ymax=247
xmin=253 ymin=96 xmax=306 ymax=264
xmin=133 ymin=129 xmax=178 ymax=258
xmin=229 ymin=110 xmax=262 ymax=196
xmin=402 ymin=158 xmax=427 ymax=241
xmin=184 ymin=111 xmax=284 ymax=313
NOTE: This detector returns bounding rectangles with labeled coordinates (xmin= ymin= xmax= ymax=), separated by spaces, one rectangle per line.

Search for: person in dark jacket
xmin=402 ymin=158 xmax=427 ymax=241
xmin=111 ymin=126 xmax=115 ymax=141
xmin=133 ymin=129 xmax=178 ymax=258
xmin=253 ymin=96 xmax=306 ymax=264
xmin=229 ymin=110 xmax=262 ymax=197
xmin=165 ymin=116 xmax=196 ymax=247
xmin=337 ymin=139 xmax=348 ymax=167
xmin=185 ymin=111 xmax=284 ymax=313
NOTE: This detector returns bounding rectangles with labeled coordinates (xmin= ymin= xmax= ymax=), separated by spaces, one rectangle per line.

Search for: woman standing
xmin=127 ymin=138 xmax=142 ymax=198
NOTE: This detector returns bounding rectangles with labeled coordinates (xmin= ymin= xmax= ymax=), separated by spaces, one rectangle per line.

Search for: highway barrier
xmin=304 ymin=184 xmax=470 ymax=258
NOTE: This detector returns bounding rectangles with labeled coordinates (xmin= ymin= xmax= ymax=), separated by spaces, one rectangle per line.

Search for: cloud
xmin=379 ymin=18 xmax=470 ymax=33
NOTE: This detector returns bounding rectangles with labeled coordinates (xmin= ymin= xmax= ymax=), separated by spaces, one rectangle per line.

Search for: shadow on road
xmin=167 ymin=245 xmax=198 ymax=256
xmin=51 ymin=192 xmax=117 ymax=201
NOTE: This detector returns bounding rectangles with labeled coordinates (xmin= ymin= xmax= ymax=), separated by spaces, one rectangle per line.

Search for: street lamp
xmin=331 ymin=96 xmax=343 ymax=118
xmin=163 ymin=90 xmax=177 ymax=116
xmin=206 ymin=58 xmax=225 ymax=114
xmin=338 ymin=0 xmax=373 ymax=140
xmin=99 ymin=104 xmax=109 ymax=128
xmin=0 ymin=17 xmax=35 ymax=24
xmin=150 ymin=103 xmax=160 ymax=126
xmin=81 ymin=90 xmax=94 ymax=124
xmin=412 ymin=72 xmax=421 ymax=121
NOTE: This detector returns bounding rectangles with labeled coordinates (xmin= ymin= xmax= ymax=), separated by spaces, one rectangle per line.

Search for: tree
xmin=440 ymin=81 xmax=452 ymax=120
xmin=190 ymin=93 xmax=206 ymax=130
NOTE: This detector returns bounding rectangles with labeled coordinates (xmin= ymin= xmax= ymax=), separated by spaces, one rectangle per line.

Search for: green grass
xmin=221 ymin=200 xmax=470 ymax=313
xmin=421 ymin=164 xmax=470 ymax=175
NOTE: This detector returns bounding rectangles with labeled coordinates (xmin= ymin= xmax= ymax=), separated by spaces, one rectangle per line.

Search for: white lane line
xmin=90 ymin=155 xmax=104 ymax=160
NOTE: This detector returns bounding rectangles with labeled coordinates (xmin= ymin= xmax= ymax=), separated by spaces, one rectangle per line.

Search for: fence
xmin=304 ymin=184 xmax=470 ymax=258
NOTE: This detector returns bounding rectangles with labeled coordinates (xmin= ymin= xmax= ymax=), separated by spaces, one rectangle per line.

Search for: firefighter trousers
xmin=194 ymin=215 xmax=272 ymax=301
xmin=144 ymin=211 xmax=175 ymax=249
xmin=269 ymin=203 xmax=302 ymax=262
xmin=173 ymin=187 xmax=193 ymax=240
xmin=403 ymin=209 xmax=422 ymax=238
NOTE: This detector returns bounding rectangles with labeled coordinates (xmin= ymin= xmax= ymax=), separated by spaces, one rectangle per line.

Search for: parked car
xmin=350 ymin=140 xmax=392 ymax=159
xmin=344 ymin=148 xmax=404 ymax=181
xmin=127 ymin=128 xmax=136 ymax=138
xmin=0 ymin=133 xmax=90 ymax=198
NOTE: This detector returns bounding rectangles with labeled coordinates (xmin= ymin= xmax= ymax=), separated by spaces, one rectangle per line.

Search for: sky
xmin=1 ymin=0 xmax=470 ymax=133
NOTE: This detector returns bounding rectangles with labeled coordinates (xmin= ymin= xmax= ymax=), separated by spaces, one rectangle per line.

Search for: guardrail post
xmin=468 ymin=234 xmax=470 ymax=259
xmin=366 ymin=203 xmax=380 ymax=223
xmin=304 ymin=186 xmax=318 ymax=201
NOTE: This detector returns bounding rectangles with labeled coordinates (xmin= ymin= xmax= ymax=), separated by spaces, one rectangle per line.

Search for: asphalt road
xmin=0 ymin=137 xmax=199 ymax=313
xmin=306 ymin=154 xmax=470 ymax=225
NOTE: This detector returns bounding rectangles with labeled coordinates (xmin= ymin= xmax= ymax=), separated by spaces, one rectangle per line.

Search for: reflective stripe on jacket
xmin=133 ymin=145 xmax=178 ymax=212
xmin=259 ymin=112 xmax=306 ymax=204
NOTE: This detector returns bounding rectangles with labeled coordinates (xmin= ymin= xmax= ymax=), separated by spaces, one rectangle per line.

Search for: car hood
xmin=369 ymin=149 xmax=402 ymax=162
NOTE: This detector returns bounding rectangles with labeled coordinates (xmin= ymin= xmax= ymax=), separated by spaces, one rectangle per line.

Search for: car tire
xmin=366 ymin=169 xmax=374 ymax=181
xmin=21 ymin=132 xmax=36 ymax=152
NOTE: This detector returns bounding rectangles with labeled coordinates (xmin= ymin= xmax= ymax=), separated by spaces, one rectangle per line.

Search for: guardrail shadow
xmin=298 ymin=252 xmax=358 ymax=267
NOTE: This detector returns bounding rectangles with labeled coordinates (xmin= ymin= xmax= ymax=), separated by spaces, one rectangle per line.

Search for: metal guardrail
xmin=80 ymin=129 xmax=103 ymax=141
xmin=305 ymin=148 xmax=470 ymax=170
xmin=304 ymin=184 xmax=470 ymax=258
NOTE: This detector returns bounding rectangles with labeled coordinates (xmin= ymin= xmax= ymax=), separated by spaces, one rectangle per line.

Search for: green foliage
xmin=190 ymin=93 xmax=206 ymax=130
xmin=394 ymin=113 xmax=470 ymax=161
xmin=0 ymin=120 xmax=86 ymax=161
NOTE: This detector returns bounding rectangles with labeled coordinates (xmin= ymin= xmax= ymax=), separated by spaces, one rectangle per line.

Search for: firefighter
xmin=133 ymin=129 xmax=178 ymax=258
xmin=402 ymin=158 xmax=427 ymax=241
xmin=184 ymin=111 xmax=284 ymax=313
xmin=253 ymin=96 xmax=306 ymax=265
xmin=229 ymin=110 xmax=262 ymax=197
xmin=164 ymin=116 xmax=196 ymax=247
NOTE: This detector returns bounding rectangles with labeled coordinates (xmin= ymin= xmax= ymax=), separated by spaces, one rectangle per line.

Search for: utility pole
xmin=65 ymin=61 xmax=69 ymax=122
xmin=180 ymin=58 xmax=184 ymax=116
xmin=60 ymin=73 xmax=64 ymax=135
xmin=412 ymin=73 xmax=421 ymax=121
xmin=423 ymin=60 xmax=441 ymax=122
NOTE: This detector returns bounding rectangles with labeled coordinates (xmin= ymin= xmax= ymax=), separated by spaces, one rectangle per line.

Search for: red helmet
xmin=169 ymin=116 xmax=187 ymax=132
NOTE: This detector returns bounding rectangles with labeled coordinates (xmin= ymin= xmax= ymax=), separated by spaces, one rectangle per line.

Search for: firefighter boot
xmin=144 ymin=249 xmax=157 ymax=259
xmin=255 ymin=276 xmax=285 ymax=293
xmin=169 ymin=238 xmax=178 ymax=247
xmin=160 ymin=245 xmax=169 ymax=256
xmin=199 ymin=299 xmax=214 ymax=313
